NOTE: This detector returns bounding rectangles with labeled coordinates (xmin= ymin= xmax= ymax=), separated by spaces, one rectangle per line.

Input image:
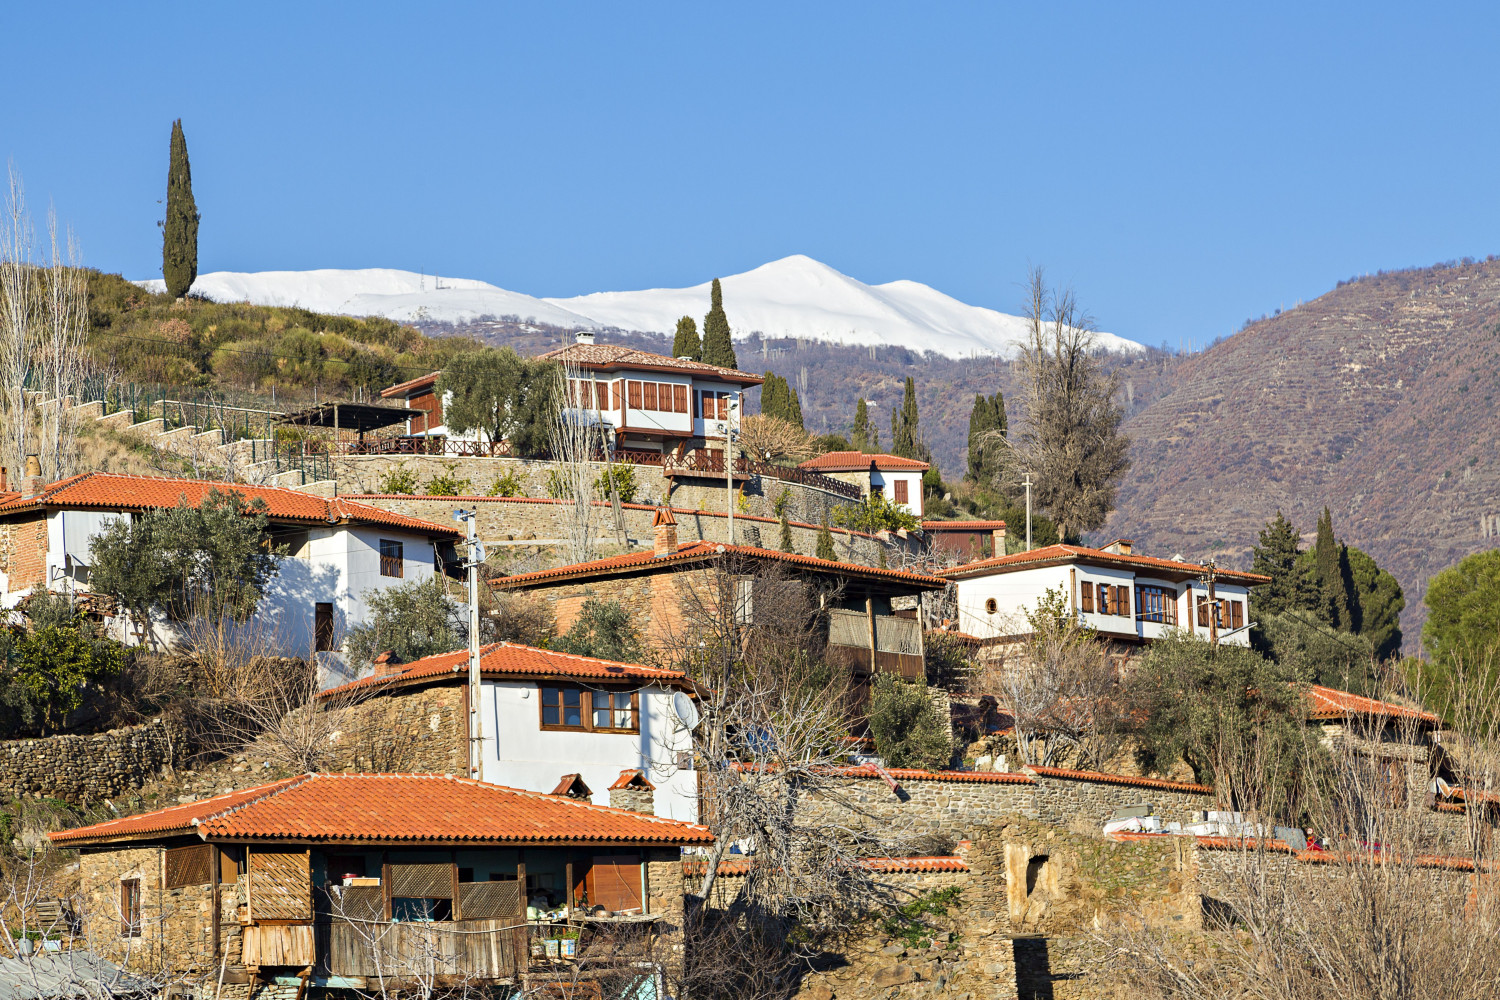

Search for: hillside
xmin=1104 ymin=258 xmax=1500 ymax=646
xmin=137 ymin=255 xmax=1144 ymax=359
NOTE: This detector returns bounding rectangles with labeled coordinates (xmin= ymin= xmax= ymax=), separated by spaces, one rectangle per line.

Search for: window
xmin=611 ymin=380 xmax=623 ymax=409
xmin=734 ymin=577 xmax=755 ymax=625
xmin=540 ymin=686 xmax=639 ymax=733
xmin=120 ymin=878 xmax=141 ymax=937
xmin=1138 ymin=585 xmax=1178 ymax=625
xmin=985 ymin=598 xmax=998 ymax=615
xmin=165 ymin=844 xmax=212 ymax=888
xmin=643 ymin=382 xmax=658 ymax=410
xmin=379 ymin=539 xmax=404 ymax=578
xmin=1379 ymin=759 xmax=1408 ymax=808
xmin=628 ymin=380 xmax=642 ymax=409
xmin=315 ymin=602 xmax=335 ymax=652
xmin=1116 ymin=585 xmax=1130 ymax=618
xmin=1096 ymin=583 xmax=1111 ymax=615
xmin=673 ymin=384 xmax=689 ymax=413
xmin=698 ymin=390 xmax=730 ymax=420
xmin=1196 ymin=595 xmax=1210 ymax=628
xmin=1080 ymin=583 xmax=1094 ymax=614
xmin=893 ymin=479 xmax=909 ymax=505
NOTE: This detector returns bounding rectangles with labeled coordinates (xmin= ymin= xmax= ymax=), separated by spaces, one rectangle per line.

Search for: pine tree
xmin=672 ymin=316 xmax=701 ymax=360
xmin=1313 ymin=507 xmax=1354 ymax=630
xmin=852 ymin=398 xmax=872 ymax=452
xmin=816 ymin=513 xmax=836 ymax=561
xmin=965 ymin=391 xmax=1006 ymax=482
xmin=701 ymin=278 xmax=738 ymax=369
xmin=890 ymin=377 xmax=922 ymax=459
xmin=161 ymin=119 xmax=200 ymax=299
xmin=1250 ymin=511 xmax=1316 ymax=617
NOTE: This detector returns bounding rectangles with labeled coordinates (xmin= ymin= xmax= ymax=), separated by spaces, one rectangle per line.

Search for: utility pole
xmin=725 ymin=398 xmax=739 ymax=545
xmin=453 ymin=509 xmax=485 ymax=778
xmin=1022 ymin=471 xmax=1033 ymax=551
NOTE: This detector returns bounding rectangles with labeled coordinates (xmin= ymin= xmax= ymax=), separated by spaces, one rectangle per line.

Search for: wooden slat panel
xmin=457 ymin=881 xmax=522 ymax=920
xmin=328 ymin=885 xmax=384 ymax=923
xmin=248 ymin=849 xmax=311 ymax=921
xmin=328 ymin=919 xmax=518 ymax=980
xmin=586 ymin=855 xmax=643 ymax=912
xmin=165 ymin=844 xmax=212 ymax=888
xmin=390 ymin=863 xmax=455 ymax=899
xmin=243 ymin=924 xmax=315 ymax=967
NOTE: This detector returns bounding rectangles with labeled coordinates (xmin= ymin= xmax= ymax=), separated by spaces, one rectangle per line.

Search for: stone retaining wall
xmin=0 ymin=719 xmax=183 ymax=805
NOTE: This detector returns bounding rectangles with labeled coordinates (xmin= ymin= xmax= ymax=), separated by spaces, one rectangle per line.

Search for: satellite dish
xmin=672 ymin=692 xmax=701 ymax=730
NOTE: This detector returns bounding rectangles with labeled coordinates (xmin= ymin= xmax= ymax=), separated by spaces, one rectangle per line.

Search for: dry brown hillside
xmin=1106 ymin=258 xmax=1500 ymax=646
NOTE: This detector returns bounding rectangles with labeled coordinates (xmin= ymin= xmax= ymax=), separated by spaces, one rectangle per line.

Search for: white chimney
xmin=575 ymin=330 xmax=596 ymax=346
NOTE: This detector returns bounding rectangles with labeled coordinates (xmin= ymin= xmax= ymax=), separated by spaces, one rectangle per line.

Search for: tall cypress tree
xmin=816 ymin=513 xmax=836 ymax=561
xmin=785 ymin=385 xmax=803 ymax=429
xmin=701 ymin=278 xmax=738 ymax=369
xmin=779 ymin=511 xmax=794 ymax=553
xmin=852 ymin=398 xmax=872 ymax=452
xmin=760 ymin=372 xmax=786 ymax=419
xmin=1313 ymin=507 xmax=1354 ymax=630
xmin=966 ymin=391 xmax=1006 ymax=483
xmin=891 ymin=377 xmax=922 ymax=459
xmin=162 ymin=119 xmax=200 ymax=299
xmin=672 ymin=316 xmax=702 ymax=360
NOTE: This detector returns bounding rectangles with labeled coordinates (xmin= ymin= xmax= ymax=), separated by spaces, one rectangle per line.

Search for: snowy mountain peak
xmin=135 ymin=257 xmax=1143 ymax=359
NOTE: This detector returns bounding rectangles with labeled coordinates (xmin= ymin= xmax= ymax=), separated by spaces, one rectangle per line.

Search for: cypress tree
xmin=701 ymin=278 xmax=738 ymax=369
xmin=760 ymin=372 xmax=785 ymax=419
xmin=162 ymin=118 xmax=201 ymax=300
xmin=965 ymin=391 xmax=1006 ymax=483
xmin=1313 ymin=507 xmax=1354 ymax=630
xmin=785 ymin=385 xmax=804 ymax=430
xmin=816 ymin=513 xmax=836 ymax=561
xmin=891 ymin=377 xmax=921 ymax=458
xmin=852 ymin=398 xmax=872 ymax=452
xmin=672 ymin=316 xmax=702 ymax=360
xmin=779 ymin=511 xmax=794 ymax=553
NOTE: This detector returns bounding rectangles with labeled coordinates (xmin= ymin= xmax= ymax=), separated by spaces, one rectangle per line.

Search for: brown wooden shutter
xmin=643 ymin=382 xmax=658 ymax=410
xmin=165 ymin=844 xmax=212 ymax=888
xmin=120 ymin=878 xmax=141 ymax=937
xmin=1196 ymin=596 xmax=1208 ymax=627
xmin=1080 ymin=583 xmax=1094 ymax=613
xmin=1117 ymin=586 xmax=1131 ymax=619
xmin=628 ymin=381 xmax=642 ymax=409
xmin=717 ymin=393 xmax=729 ymax=419
xmin=585 ymin=855 xmax=643 ymax=912
xmin=893 ymin=480 xmax=908 ymax=504
xmin=1232 ymin=601 xmax=1244 ymax=630
xmin=674 ymin=384 xmax=688 ymax=413
xmin=247 ymin=849 xmax=312 ymax=921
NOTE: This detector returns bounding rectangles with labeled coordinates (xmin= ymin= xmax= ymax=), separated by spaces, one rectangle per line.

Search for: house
xmin=797 ymin=452 xmax=929 ymax=517
xmin=318 ymin=641 xmax=703 ymax=823
xmin=379 ymin=332 xmax=764 ymax=460
xmin=50 ymin=772 xmax=711 ymax=991
xmin=922 ymin=519 xmax=1009 ymax=563
xmin=0 ymin=472 xmax=460 ymax=685
xmin=495 ymin=508 xmax=947 ymax=699
xmin=940 ymin=539 xmax=1269 ymax=649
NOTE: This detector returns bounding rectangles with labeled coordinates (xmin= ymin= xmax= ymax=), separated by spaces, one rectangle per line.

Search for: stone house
xmin=50 ymin=772 xmax=711 ymax=994
xmin=495 ymin=508 xmax=948 ymax=695
xmin=318 ymin=641 xmax=703 ymax=822
xmin=797 ymin=451 xmax=930 ymax=517
xmin=0 ymin=472 xmax=460 ymax=687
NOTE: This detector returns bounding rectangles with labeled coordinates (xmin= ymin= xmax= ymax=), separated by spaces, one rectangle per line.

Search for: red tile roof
xmin=1305 ymin=684 xmax=1440 ymax=724
xmin=1023 ymin=765 xmax=1214 ymax=795
xmin=0 ymin=473 xmax=461 ymax=537
xmin=685 ymin=855 xmax=968 ymax=877
xmin=923 ymin=520 xmax=1008 ymax=531
xmin=939 ymin=543 xmax=1270 ymax=585
xmin=799 ymin=451 xmax=930 ymax=472
xmin=49 ymin=773 xmax=713 ymax=848
xmin=318 ymin=642 xmax=695 ymax=699
xmin=380 ymin=370 xmax=442 ymax=398
xmin=494 ymin=539 xmax=947 ymax=590
xmin=609 ymin=769 xmax=656 ymax=791
xmin=536 ymin=343 xmax=763 ymax=386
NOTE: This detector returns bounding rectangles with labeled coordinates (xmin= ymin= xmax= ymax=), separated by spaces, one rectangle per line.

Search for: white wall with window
xmin=870 ymin=467 xmax=925 ymax=517
xmin=477 ymin=678 xmax=699 ymax=823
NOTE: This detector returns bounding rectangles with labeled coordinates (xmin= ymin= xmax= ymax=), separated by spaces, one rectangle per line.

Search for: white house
xmin=939 ymin=539 xmax=1269 ymax=647
xmin=797 ymin=451 xmax=929 ymax=517
xmin=0 ymin=472 xmax=462 ymax=685
xmin=321 ymin=642 xmax=702 ymax=823
xmin=379 ymin=332 xmax=764 ymax=459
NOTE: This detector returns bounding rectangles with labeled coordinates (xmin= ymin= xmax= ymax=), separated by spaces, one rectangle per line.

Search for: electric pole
xmin=1022 ymin=471 xmax=1033 ymax=551
xmin=725 ymin=398 xmax=739 ymax=545
xmin=1204 ymin=558 xmax=1219 ymax=645
xmin=453 ymin=509 xmax=485 ymax=778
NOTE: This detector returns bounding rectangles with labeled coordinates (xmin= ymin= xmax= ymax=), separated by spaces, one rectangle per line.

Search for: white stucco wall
xmin=870 ymin=468 xmax=925 ymax=517
xmin=478 ymin=679 xmax=699 ymax=823
xmin=954 ymin=564 xmax=1072 ymax=638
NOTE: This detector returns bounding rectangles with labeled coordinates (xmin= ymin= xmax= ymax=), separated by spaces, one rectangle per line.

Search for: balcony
xmin=826 ymin=609 xmax=924 ymax=679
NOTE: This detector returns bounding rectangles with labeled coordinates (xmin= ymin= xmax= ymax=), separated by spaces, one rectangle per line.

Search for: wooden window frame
xmin=673 ymin=384 xmax=689 ymax=413
xmin=984 ymin=597 xmax=998 ymax=615
xmin=1080 ymin=583 xmax=1094 ymax=614
xmin=643 ymin=382 xmax=658 ymax=411
xmin=628 ymin=381 xmax=643 ymax=409
xmin=538 ymin=685 xmax=640 ymax=734
xmin=893 ymin=479 xmax=909 ymax=505
xmin=1137 ymin=585 xmax=1178 ymax=625
xmin=120 ymin=878 xmax=142 ymax=938
xmin=379 ymin=539 xmax=404 ymax=578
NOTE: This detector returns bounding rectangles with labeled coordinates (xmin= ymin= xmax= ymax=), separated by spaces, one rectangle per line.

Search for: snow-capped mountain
xmin=137 ymin=256 xmax=1143 ymax=358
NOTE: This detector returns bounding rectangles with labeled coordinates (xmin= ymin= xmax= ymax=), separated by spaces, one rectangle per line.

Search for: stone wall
xmin=1026 ymin=769 xmax=1215 ymax=831
xmin=0 ymin=510 xmax=48 ymax=592
xmin=0 ymin=719 xmax=183 ymax=805
xmin=349 ymin=491 xmax=915 ymax=568
xmin=323 ymin=682 xmax=466 ymax=774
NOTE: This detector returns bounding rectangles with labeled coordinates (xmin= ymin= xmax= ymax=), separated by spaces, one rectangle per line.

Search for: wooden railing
xmin=325 ymin=919 xmax=524 ymax=980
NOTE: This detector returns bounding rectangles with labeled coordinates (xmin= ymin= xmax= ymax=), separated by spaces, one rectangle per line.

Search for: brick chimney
xmin=992 ymin=523 xmax=1006 ymax=555
xmin=653 ymin=505 xmax=678 ymax=556
xmin=608 ymin=770 xmax=656 ymax=815
xmin=21 ymin=455 xmax=43 ymax=496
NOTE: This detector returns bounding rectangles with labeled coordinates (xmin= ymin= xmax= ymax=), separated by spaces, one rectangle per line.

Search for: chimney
xmin=653 ymin=505 xmax=678 ymax=556
xmin=608 ymin=770 xmax=656 ymax=815
xmin=22 ymin=455 xmax=43 ymax=496
xmin=1103 ymin=538 xmax=1133 ymax=555
xmin=371 ymin=650 xmax=404 ymax=677
xmin=992 ymin=523 xmax=1006 ymax=555
xmin=0 ymin=466 xmax=7 ymax=492
xmin=575 ymin=330 xmax=596 ymax=346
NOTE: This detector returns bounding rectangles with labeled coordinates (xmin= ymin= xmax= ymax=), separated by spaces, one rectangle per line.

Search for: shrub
xmin=868 ymin=673 xmax=952 ymax=771
xmin=593 ymin=464 xmax=639 ymax=504
xmin=551 ymin=598 xmax=642 ymax=663
xmin=486 ymin=591 xmax=555 ymax=647
xmin=834 ymin=491 xmax=922 ymax=533
xmin=345 ymin=577 xmax=463 ymax=665
xmin=376 ymin=463 xmax=421 ymax=495
xmin=425 ymin=465 xmax=473 ymax=497
xmin=488 ymin=468 xmax=525 ymax=497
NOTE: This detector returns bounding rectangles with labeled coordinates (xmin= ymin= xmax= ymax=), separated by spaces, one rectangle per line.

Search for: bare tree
xmin=1014 ymin=266 xmax=1130 ymax=540
xmin=0 ymin=164 xmax=37 ymax=483
xmin=547 ymin=360 xmax=602 ymax=562
xmin=737 ymin=413 xmax=812 ymax=465
xmin=37 ymin=210 xmax=89 ymax=480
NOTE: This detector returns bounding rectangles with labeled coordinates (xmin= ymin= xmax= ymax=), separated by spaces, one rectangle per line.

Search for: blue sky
xmin=4 ymin=3 xmax=1497 ymax=348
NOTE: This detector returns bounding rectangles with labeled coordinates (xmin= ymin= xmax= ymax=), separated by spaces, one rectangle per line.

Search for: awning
xmin=278 ymin=403 xmax=420 ymax=434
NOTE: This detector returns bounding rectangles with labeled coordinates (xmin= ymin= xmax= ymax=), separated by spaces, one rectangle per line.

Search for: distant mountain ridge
xmin=135 ymin=255 xmax=1143 ymax=360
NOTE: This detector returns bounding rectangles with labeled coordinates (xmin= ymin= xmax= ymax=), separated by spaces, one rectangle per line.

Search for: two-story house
xmin=318 ymin=641 xmax=703 ymax=823
xmin=379 ymin=333 xmax=764 ymax=461
xmin=797 ymin=452 xmax=929 ymax=517
xmin=0 ymin=472 xmax=460 ymax=685
xmin=940 ymin=539 xmax=1269 ymax=649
